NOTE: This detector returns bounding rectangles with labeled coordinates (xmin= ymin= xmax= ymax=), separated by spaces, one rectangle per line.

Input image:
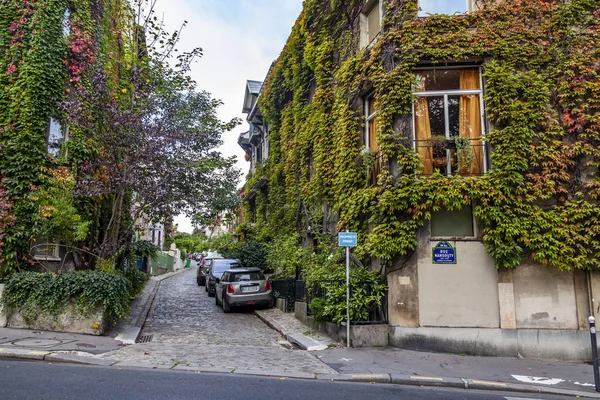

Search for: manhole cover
xmin=75 ymin=343 xmax=97 ymax=349
xmin=12 ymin=338 xmax=65 ymax=348
xmin=136 ymin=335 xmax=153 ymax=343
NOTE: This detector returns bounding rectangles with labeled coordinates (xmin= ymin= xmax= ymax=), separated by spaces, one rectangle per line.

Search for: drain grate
xmin=136 ymin=335 xmax=153 ymax=343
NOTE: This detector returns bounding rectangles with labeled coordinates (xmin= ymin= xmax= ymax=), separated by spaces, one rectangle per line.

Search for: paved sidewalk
xmin=0 ymin=327 xmax=121 ymax=355
xmin=315 ymin=346 xmax=598 ymax=395
xmin=254 ymin=308 xmax=336 ymax=350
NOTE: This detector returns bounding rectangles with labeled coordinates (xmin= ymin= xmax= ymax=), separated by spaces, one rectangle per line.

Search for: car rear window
xmin=213 ymin=260 xmax=241 ymax=273
xmin=230 ymin=272 xmax=265 ymax=282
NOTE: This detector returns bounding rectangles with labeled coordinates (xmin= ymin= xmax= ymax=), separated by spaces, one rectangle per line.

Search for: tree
xmin=60 ymin=2 xmax=240 ymax=261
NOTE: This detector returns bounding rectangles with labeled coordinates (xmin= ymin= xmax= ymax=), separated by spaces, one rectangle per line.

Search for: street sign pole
xmin=338 ymin=231 xmax=357 ymax=349
xmin=346 ymin=240 xmax=350 ymax=348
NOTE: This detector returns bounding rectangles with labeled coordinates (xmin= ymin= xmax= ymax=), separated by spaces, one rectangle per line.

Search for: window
xmin=47 ymin=117 xmax=67 ymax=157
xmin=31 ymin=237 xmax=60 ymax=261
xmin=364 ymin=93 xmax=382 ymax=183
xmin=360 ymin=0 xmax=382 ymax=47
xmin=412 ymin=67 xmax=486 ymax=175
xmin=231 ymin=271 xmax=265 ymax=282
xmin=431 ymin=205 xmax=474 ymax=238
xmin=418 ymin=0 xmax=471 ymax=17
xmin=62 ymin=9 xmax=71 ymax=37
xmin=256 ymin=144 xmax=262 ymax=164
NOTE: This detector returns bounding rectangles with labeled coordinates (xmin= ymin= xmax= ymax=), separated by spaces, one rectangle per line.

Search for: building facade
xmin=239 ymin=0 xmax=599 ymax=360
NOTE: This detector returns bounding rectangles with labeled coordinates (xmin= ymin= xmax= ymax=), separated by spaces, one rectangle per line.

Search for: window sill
xmin=430 ymin=237 xmax=479 ymax=242
xmin=33 ymin=256 xmax=62 ymax=262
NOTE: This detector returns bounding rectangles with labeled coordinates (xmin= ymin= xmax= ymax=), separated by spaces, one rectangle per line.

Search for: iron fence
xmin=296 ymin=279 xmax=387 ymax=324
xmin=270 ymin=279 xmax=296 ymax=313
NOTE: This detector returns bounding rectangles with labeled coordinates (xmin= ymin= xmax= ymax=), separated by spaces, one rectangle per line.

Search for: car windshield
xmin=212 ymin=260 xmax=241 ymax=277
xmin=231 ymin=272 xmax=265 ymax=282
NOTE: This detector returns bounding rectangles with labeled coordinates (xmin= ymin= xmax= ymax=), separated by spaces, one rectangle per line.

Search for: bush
xmin=265 ymin=233 xmax=309 ymax=279
xmin=1 ymin=271 xmax=131 ymax=322
xmin=123 ymin=266 xmax=147 ymax=299
xmin=131 ymin=240 xmax=159 ymax=260
xmin=306 ymin=267 xmax=387 ymax=325
xmin=309 ymin=297 xmax=328 ymax=321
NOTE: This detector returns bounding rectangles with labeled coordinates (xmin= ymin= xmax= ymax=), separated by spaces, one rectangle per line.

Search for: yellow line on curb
xmin=410 ymin=376 xmax=443 ymax=381
xmin=471 ymin=380 xmax=507 ymax=387
xmin=27 ymin=351 xmax=48 ymax=355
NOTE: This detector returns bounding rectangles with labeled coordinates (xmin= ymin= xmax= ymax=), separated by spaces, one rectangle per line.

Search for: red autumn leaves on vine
xmin=65 ymin=22 xmax=95 ymax=86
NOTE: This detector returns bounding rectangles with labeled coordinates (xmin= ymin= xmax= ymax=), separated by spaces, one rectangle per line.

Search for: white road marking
xmin=511 ymin=375 xmax=564 ymax=385
xmin=574 ymin=381 xmax=594 ymax=387
xmin=341 ymin=358 xmax=352 ymax=362
xmin=505 ymin=397 xmax=543 ymax=400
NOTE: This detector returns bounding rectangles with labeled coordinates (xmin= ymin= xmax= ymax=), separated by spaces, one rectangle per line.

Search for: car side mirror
xmin=215 ymin=278 xmax=220 ymax=284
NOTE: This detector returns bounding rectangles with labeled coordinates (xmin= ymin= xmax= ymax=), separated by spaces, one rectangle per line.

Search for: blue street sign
xmin=338 ymin=232 xmax=357 ymax=247
xmin=432 ymin=241 xmax=456 ymax=264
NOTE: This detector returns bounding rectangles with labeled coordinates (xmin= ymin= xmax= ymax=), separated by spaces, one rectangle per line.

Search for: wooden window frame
xmin=411 ymin=66 xmax=488 ymax=176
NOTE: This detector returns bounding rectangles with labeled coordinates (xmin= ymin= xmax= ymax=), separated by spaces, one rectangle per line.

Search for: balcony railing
xmin=415 ymin=136 xmax=486 ymax=176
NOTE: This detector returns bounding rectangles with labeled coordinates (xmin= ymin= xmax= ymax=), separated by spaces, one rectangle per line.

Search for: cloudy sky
xmin=151 ymin=0 xmax=304 ymax=233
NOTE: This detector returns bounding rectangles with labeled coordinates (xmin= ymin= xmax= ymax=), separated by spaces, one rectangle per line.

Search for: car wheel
xmin=208 ymin=288 xmax=215 ymax=297
xmin=215 ymin=293 xmax=220 ymax=306
xmin=196 ymin=278 xmax=201 ymax=286
xmin=222 ymin=297 xmax=231 ymax=313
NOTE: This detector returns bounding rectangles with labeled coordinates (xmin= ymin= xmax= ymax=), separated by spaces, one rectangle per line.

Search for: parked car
xmin=197 ymin=253 xmax=223 ymax=287
xmin=215 ymin=268 xmax=273 ymax=313
xmin=206 ymin=258 xmax=243 ymax=296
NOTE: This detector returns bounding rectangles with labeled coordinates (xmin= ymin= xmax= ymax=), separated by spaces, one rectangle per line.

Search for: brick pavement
xmin=99 ymin=267 xmax=337 ymax=375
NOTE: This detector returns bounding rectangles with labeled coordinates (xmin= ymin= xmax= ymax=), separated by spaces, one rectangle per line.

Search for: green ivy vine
xmin=245 ymin=0 xmax=600 ymax=271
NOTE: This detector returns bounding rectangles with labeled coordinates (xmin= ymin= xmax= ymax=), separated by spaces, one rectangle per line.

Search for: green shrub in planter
xmin=309 ymin=297 xmax=328 ymax=321
xmin=1 ymin=271 xmax=131 ymax=322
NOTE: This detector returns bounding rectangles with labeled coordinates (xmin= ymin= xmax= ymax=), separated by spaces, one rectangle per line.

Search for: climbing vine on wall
xmin=0 ymin=0 xmax=122 ymax=277
xmin=248 ymin=0 xmax=600 ymax=271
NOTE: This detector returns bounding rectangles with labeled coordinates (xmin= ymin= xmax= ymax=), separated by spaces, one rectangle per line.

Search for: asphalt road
xmin=0 ymin=360 xmax=567 ymax=400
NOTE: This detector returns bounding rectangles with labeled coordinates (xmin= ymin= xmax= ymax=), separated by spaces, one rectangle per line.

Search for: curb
xmin=253 ymin=310 xmax=328 ymax=351
xmin=253 ymin=310 xmax=287 ymax=337
xmin=1 ymin=350 xmax=599 ymax=398
xmin=116 ymin=268 xmax=187 ymax=344
xmin=0 ymin=348 xmax=115 ymax=366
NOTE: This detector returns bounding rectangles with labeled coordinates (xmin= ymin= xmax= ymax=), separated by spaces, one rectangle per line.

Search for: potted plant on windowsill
xmin=430 ymin=135 xmax=448 ymax=168
xmin=454 ymin=136 xmax=475 ymax=173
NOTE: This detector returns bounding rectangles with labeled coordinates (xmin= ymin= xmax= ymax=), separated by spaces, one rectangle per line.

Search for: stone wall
xmin=6 ymin=303 xmax=106 ymax=335
xmin=295 ymin=301 xmax=388 ymax=347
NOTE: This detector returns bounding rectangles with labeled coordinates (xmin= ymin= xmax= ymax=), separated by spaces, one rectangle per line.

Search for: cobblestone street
xmin=100 ymin=268 xmax=336 ymax=375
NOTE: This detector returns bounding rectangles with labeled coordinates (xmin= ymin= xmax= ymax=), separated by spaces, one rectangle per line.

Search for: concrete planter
xmin=295 ymin=301 xmax=388 ymax=347
xmin=0 ymin=284 xmax=7 ymax=328
xmin=6 ymin=302 xmax=106 ymax=336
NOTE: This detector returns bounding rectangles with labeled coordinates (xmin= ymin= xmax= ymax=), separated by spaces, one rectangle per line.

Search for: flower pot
xmin=433 ymin=156 xmax=447 ymax=168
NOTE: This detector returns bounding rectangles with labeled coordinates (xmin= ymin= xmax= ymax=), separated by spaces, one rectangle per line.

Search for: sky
xmin=150 ymin=0 xmax=304 ymax=233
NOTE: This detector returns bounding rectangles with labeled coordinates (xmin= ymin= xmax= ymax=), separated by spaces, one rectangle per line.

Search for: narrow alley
xmin=99 ymin=268 xmax=336 ymax=376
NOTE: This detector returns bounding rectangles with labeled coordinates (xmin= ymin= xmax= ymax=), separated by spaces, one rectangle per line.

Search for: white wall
xmin=513 ymin=263 xmax=578 ymax=329
xmin=418 ymin=241 xmax=500 ymax=328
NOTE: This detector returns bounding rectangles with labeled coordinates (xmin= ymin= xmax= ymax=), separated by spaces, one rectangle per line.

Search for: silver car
xmin=215 ymin=268 xmax=273 ymax=313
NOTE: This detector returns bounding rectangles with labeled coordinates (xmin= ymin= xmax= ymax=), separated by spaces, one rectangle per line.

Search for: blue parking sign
xmin=338 ymin=232 xmax=357 ymax=247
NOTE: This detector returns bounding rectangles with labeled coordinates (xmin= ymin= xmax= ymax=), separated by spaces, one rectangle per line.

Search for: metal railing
xmin=270 ymin=279 xmax=296 ymax=313
xmin=414 ymin=137 xmax=487 ymax=176
xmin=296 ymin=279 xmax=387 ymax=324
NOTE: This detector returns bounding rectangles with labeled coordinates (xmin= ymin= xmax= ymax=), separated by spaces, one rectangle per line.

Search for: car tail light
xmin=265 ymin=281 xmax=271 ymax=291
xmin=227 ymin=284 xmax=235 ymax=294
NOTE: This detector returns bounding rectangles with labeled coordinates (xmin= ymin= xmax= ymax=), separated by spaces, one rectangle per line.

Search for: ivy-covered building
xmin=240 ymin=0 xmax=600 ymax=360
